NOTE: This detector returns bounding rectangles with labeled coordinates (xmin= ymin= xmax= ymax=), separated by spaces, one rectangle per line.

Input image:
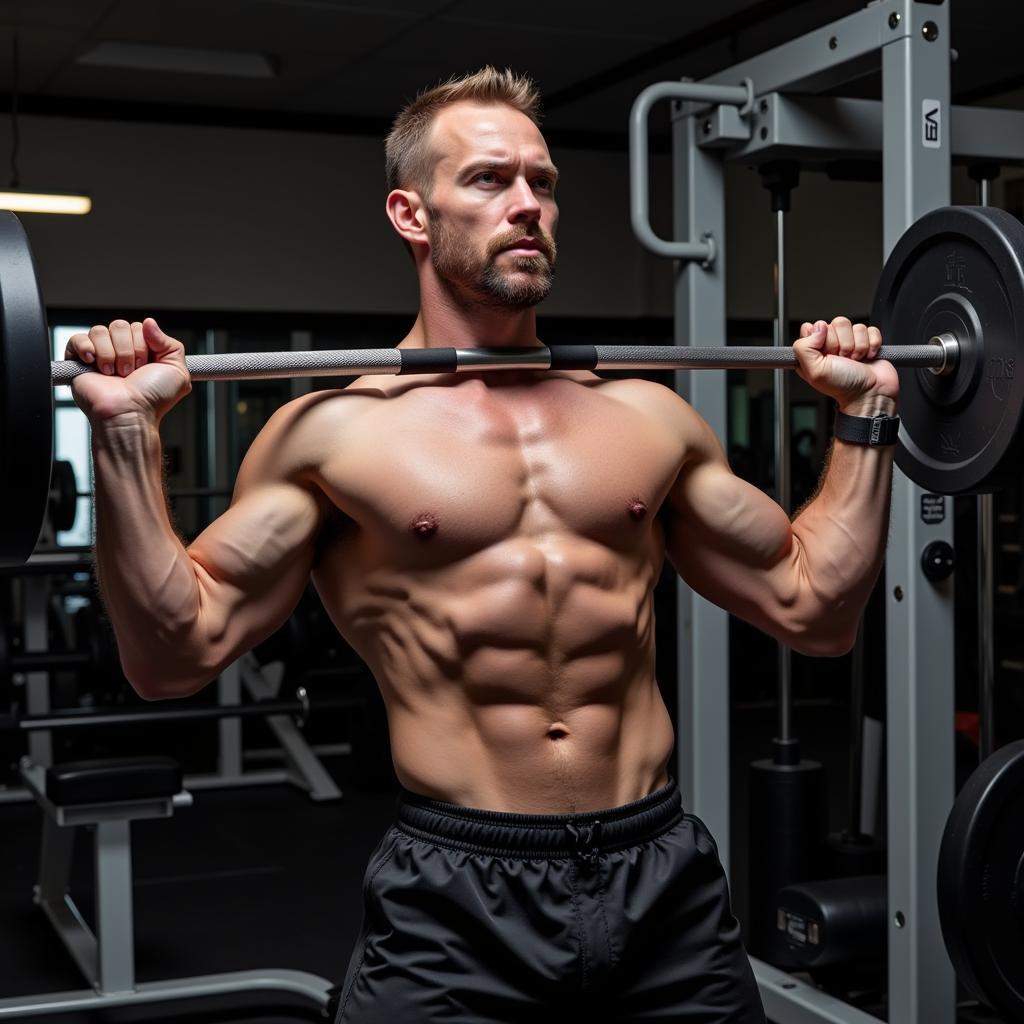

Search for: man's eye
xmin=476 ymin=171 xmax=499 ymax=184
xmin=534 ymin=178 xmax=553 ymax=192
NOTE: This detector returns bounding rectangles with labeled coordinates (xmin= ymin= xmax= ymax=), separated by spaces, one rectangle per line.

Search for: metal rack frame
xmin=631 ymin=0 xmax=1024 ymax=1019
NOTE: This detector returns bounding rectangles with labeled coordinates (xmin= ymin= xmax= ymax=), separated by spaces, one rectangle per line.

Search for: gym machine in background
xmin=0 ymin=547 xmax=350 ymax=804
xmin=0 ymin=750 xmax=335 ymax=1021
xmin=630 ymin=0 xmax=1024 ymax=1021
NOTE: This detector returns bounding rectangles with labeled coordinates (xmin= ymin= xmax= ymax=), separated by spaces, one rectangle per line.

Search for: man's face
xmin=423 ymin=102 xmax=559 ymax=310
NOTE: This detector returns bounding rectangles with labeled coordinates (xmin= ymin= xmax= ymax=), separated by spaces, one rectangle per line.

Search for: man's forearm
xmin=790 ymin=398 xmax=897 ymax=646
xmin=92 ymin=412 xmax=204 ymax=694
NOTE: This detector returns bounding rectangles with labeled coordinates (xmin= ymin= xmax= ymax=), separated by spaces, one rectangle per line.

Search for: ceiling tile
xmin=1 ymin=0 xmax=1019 ymax=136
xmin=0 ymin=25 xmax=84 ymax=93
xmin=441 ymin=0 xmax=757 ymax=39
xmin=91 ymin=0 xmax=422 ymax=56
xmin=0 ymin=0 xmax=112 ymax=32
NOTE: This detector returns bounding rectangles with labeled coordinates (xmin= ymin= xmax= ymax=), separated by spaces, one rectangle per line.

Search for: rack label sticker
xmin=922 ymin=100 xmax=941 ymax=148
xmin=921 ymin=493 xmax=946 ymax=524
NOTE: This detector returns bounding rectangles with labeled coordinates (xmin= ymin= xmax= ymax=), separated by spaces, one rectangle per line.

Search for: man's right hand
xmin=66 ymin=317 xmax=191 ymax=424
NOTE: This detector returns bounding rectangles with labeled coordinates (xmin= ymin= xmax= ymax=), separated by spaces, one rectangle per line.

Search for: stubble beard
xmin=428 ymin=212 xmax=557 ymax=311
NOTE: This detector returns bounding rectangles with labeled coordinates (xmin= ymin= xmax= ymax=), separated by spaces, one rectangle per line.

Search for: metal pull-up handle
xmin=628 ymin=79 xmax=753 ymax=264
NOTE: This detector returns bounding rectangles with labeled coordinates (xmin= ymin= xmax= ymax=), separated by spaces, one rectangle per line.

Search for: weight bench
xmin=0 ymin=755 xmax=336 ymax=1019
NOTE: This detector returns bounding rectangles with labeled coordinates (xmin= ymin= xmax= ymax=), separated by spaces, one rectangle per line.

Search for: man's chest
xmin=318 ymin=380 xmax=684 ymax=558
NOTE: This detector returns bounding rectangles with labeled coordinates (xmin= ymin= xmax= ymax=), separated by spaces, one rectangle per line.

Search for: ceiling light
xmin=0 ymin=191 xmax=92 ymax=215
xmin=6 ymin=34 xmax=91 ymax=216
xmin=76 ymin=42 xmax=277 ymax=79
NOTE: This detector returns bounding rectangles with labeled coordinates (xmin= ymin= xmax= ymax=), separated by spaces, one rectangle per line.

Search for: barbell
xmin=2 ymin=203 xmax=1024 ymax=569
xmin=0 ymin=685 xmax=360 ymax=734
xmin=43 ymin=458 xmax=236 ymax=535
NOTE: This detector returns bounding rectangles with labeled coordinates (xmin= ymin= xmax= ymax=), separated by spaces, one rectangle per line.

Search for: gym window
xmin=52 ymin=325 xmax=93 ymax=549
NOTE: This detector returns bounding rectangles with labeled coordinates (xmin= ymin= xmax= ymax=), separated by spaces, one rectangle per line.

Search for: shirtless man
xmin=68 ymin=68 xmax=897 ymax=1023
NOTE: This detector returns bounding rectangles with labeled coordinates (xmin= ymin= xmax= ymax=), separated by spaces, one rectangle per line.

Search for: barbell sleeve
xmin=50 ymin=340 xmax=952 ymax=384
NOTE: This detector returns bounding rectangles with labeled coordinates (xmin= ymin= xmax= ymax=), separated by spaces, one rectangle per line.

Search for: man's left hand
xmin=792 ymin=316 xmax=899 ymax=417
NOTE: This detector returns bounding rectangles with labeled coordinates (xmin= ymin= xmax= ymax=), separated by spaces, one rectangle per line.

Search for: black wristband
xmin=834 ymin=410 xmax=900 ymax=446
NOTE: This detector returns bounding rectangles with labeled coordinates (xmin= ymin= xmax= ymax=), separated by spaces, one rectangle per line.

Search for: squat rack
xmin=629 ymin=1 xmax=1024 ymax=1021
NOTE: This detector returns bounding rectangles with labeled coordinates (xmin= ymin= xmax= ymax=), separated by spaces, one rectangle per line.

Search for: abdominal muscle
xmin=316 ymin=529 xmax=676 ymax=815
xmin=387 ymin=673 xmax=675 ymax=814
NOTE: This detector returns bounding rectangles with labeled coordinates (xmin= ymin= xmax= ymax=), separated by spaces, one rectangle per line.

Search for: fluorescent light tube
xmin=0 ymin=191 xmax=92 ymax=215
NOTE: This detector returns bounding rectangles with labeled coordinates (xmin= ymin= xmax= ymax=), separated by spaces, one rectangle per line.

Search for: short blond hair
xmin=385 ymin=67 xmax=542 ymax=196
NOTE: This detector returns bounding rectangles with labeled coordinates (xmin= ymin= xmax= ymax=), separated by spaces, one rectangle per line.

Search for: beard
xmin=428 ymin=212 xmax=557 ymax=310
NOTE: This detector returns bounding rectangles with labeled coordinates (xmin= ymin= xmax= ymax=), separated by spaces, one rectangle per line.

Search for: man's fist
xmin=792 ymin=316 xmax=899 ymax=415
xmin=66 ymin=318 xmax=191 ymax=425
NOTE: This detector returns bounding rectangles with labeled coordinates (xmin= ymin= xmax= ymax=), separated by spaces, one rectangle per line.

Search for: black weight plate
xmin=938 ymin=738 xmax=1024 ymax=1022
xmin=0 ymin=212 xmax=52 ymax=565
xmin=48 ymin=459 xmax=78 ymax=533
xmin=872 ymin=206 xmax=1024 ymax=495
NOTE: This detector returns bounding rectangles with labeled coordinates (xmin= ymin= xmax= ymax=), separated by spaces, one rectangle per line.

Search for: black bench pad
xmin=45 ymin=757 xmax=183 ymax=806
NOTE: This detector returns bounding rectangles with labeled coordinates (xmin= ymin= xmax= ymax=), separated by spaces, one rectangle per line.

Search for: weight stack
xmin=748 ymin=739 xmax=828 ymax=966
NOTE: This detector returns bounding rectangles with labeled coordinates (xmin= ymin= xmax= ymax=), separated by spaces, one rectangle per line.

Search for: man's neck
xmin=399 ymin=275 xmax=542 ymax=350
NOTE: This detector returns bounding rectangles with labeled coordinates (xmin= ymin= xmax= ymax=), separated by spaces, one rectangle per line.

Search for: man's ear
xmin=386 ymin=189 xmax=429 ymax=248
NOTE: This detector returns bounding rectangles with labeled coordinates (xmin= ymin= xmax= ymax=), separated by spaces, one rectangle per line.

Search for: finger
xmin=89 ymin=325 xmax=116 ymax=375
xmin=852 ymin=323 xmax=869 ymax=361
xmin=142 ymin=317 xmax=182 ymax=359
xmin=795 ymin=321 xmax=827 ymax=359
xmin=831 ymin=316 xmax=854 ymax=357
xmin=825 ymin=322 xmax=841 ymax=354
xmin=803 ymin=320 xmax=828 ymax=352
xmin=868 ymin=325 xmax=882 ymax=358
xmin=130 ymin=321 xmax=148 ymax=370
xmin=65 ymin=331 xmax=95 ymax=364
xmin=109 ymin=319 xmax=136 ymax=377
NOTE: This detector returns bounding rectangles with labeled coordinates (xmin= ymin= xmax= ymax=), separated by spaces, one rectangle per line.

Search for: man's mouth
xmin=501 ymin=237 xmax=545 ymax=256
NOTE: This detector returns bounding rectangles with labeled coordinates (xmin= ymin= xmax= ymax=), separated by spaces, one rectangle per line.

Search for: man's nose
xmin=507 ymin=177 xmax=542 ymax=223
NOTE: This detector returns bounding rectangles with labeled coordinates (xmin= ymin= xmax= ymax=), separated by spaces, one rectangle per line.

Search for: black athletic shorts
xmin=333 ymin=779 xmax=766 ymax=1023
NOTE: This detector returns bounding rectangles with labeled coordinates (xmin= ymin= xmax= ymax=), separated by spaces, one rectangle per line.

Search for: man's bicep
xmin=184 ymin=410 xmax=328 ymax=672
xmin=186 ymin=485 xmax=324 ymax=674
xmin=665 ymin=438 xmax=797 ymax=631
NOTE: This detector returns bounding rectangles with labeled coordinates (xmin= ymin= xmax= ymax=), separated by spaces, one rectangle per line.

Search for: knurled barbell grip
xmin=590 ymin=343 xmax=949 ymax=371
xmin=49 ymin=341 xmax=951 ymax=384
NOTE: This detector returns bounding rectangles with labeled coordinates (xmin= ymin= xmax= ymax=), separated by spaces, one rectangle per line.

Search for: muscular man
xmin=69 ymin=68 xmax=897 ymax=1023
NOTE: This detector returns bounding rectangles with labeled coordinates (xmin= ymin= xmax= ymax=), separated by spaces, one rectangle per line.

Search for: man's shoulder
xmin=253 ymin=384 xmax=383 ymax=465
xmin=595 ymin=375 xmax=694 ymax=421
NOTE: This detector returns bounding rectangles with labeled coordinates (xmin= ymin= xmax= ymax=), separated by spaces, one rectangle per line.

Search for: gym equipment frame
xmin=629 ymin=0 xmax=1024 ymax=1021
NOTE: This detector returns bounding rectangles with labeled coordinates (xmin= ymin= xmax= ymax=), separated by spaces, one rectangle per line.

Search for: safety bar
xmin=629 ymin=79 xmax=753 ymax=262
